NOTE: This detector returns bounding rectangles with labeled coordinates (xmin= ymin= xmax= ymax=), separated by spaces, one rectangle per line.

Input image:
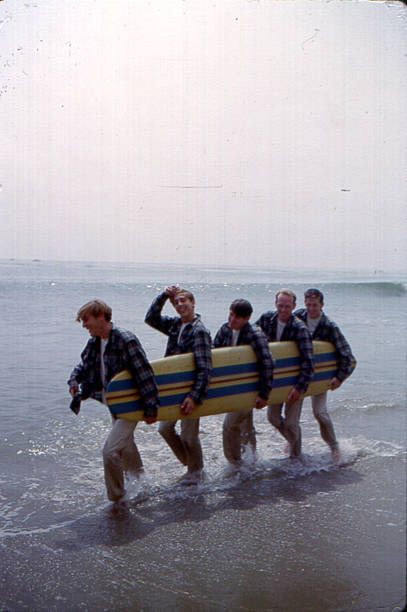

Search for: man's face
xmin=228 ymin=310 xmax=250 ymax=331
xmin=305 ymin=297 xmax=323 ymax=319
xmin=174 ymin=293 xmax=195 ymax=322
xmin=81 ymin=313 xmax=105 ymax=337
xmin=275 ymin=293 xmax=295 ymax=323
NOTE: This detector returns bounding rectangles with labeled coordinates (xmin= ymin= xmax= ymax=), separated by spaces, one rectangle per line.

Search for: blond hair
xmin=76 ymin=299 xmax=112 ymax=322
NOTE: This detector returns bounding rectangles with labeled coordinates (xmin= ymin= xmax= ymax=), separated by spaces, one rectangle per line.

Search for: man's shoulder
xmin=290 ymin=315 xmax=310 ymax=334
xmin=293 ymin=308 xmax=307 ymax=320
xmin=292 ymin=315 xmax=308 ymax=327
xmin=258 ymin=310 xmax=276 ymax=322
xmin=192 ymin=316 xmax=211 ymax=335
xmin=111 ymin=325 xmax=140 ymax=344
xmin=320 ymin=312 xmax=338 ymax=327
xmin=246 ymin=322 xmax=266 ymax=339
xmin=319 ymin=313 xmax=345 ymax=337
xmin=81 ymin=335 xmax=98 ymax=353
xmin=247 ymin=325 xmax=271 ymax=350
xmin=215 ymin=322 xmax=229 ymax=334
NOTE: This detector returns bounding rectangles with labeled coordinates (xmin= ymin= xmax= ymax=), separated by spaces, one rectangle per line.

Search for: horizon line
xmin=0 ymin=257 xmax=404 ymax=277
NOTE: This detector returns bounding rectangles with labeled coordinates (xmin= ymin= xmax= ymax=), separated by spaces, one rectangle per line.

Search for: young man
xmin=295 ymin=288 xmax=355 ymax=462
xmin=213 ymin=299 xmax=274 ymax=465
xmin=145 ymin=286 xmax=212 ymax=484
xmin=68 ymin=300 xmax=159 ymax=506
xmin=256 ymin=289 xmax=314 ymax=459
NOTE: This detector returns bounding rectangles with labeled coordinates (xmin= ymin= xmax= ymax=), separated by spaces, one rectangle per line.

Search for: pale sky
xmin=0 ymin=0 xmax=406 ymax=272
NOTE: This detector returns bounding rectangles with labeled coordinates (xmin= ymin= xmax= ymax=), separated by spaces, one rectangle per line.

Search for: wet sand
xmin=1 ymin=451 xmax=405 ymax=611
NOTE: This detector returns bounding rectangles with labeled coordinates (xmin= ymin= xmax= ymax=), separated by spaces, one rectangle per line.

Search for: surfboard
xmin=105 ymin=341 xmax=356 ymax=422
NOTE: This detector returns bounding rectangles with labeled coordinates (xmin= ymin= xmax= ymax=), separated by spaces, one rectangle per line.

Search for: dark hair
xmin=304 ymin=288 xmax=324 ymax=303
xmin=230 ymin=299 xmax=253 ymax=318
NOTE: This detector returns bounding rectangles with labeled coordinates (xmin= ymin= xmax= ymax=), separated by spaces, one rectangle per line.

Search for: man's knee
xmin=312 ymin=394 xmax=327 ymax=417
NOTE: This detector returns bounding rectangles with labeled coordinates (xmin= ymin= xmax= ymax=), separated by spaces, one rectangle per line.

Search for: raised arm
xmin=144 ymin=290 xmax=178 ymax=335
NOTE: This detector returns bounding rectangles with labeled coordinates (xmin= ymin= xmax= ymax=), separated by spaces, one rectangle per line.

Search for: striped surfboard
xmin=106 ymin=341 xmax=356 ymax=422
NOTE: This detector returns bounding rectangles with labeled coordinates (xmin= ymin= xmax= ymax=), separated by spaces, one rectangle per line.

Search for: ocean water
xmin=0 ymin=259 xmax=405 ymax=611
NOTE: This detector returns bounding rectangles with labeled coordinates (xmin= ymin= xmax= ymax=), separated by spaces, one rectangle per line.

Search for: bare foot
xmin=332 ymin=446 xmax=343 ymax=465
xmin=289 ymin=454 xmax=307 ymax=466
xmin=178 ymin=470 xmax=204 ymax=486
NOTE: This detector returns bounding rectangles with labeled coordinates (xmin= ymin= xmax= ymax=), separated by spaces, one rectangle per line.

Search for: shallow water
xmin=0 ymin=260 xmax=406 ymax=610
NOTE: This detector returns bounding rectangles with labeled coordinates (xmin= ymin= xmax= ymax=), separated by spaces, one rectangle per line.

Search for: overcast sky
xmin=0 ymin=0 xmax=406 ymax=272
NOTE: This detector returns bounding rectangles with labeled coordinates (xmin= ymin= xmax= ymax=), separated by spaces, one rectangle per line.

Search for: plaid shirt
xmin=145 ymin=292 xmax=212 ymax=404
xmin=213 ymin=322 xmax=275 ymax=401
xmin=294 ymin=308 xmax=355 ymax=382
xmin=68 ymin=325 xmax=159 ymax=418
xmin=255 ymin=311 xmax=314 ymax=393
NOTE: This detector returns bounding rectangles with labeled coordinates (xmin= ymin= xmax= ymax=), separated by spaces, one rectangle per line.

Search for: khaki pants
xmin=223 ymin=408 xmax=256 ymax=464
xmin=102 ymin=418 xmax=143 ymax=501
xmin=311 ymin=392 xmax=338 ymax=449
xmin=267 ymin=399 xmax=303 ymax=458
xmin=159 ymin=419 xmax=203 ymax=473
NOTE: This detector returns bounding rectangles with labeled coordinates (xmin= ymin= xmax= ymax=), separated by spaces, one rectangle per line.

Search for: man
xmin=68 ymin=299 xmax=159 ymax=506
xmin=213 ymin=299 xmax=274 ymax=465
xmin=295 ymin=288 xmax=355 ymax=463
xmin=145 ymin=286 xmax=212 ymax=484
xmin=256 ymin=289 xmax=314 ymax=459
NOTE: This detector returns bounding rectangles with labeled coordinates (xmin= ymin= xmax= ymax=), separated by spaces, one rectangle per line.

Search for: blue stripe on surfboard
xmin=107 ymin=352 xmax=338 ymax=394
xmin=155 ymin=362 xmax=258 ymax=386
xmin=110 ymin=381 xmax=261 ymax=415
xmin=109 ymin=369 xmax=336 ymax=415
xmin=108 ymin=362 xmax=259 ymax=392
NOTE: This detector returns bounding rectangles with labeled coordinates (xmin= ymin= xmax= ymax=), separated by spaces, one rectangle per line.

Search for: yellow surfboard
xmin=106 ymin=341 xmax=356 ymax=422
